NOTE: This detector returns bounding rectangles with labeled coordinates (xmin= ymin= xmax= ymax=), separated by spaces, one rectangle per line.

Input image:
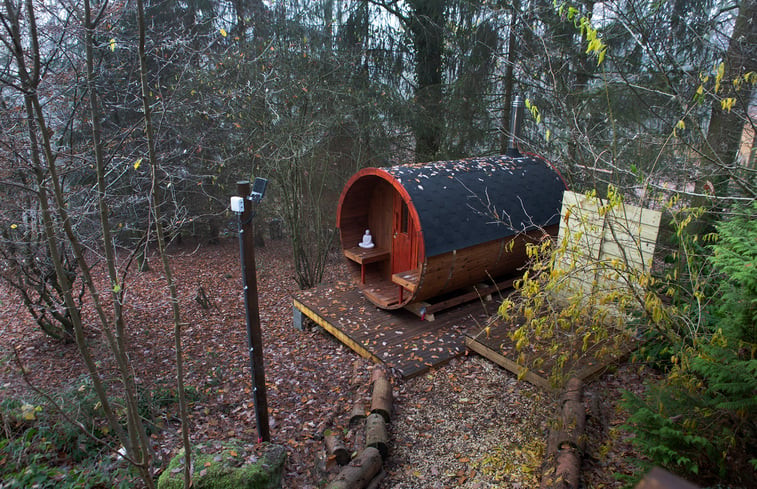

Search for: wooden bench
xmin=343 ymin=246 xmax=390 ymax=284
xmin=392 ymin=268 xmax=420 ymax=303
xmin=391 ymin=269 xmax=419 ymax=292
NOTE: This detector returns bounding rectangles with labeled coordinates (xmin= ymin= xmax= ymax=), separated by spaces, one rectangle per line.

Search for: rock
xmin=157 ymin=441 xmax=286 ymax=489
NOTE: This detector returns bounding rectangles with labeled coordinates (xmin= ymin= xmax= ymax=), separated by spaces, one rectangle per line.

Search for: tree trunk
xmin=408 ymin=0 xmax=446 ymax=161
xmin=136 ymin=0 xmax=192 ymax=486
xmin=350 ymin=398 xmax=367 ymax=427
xmin=698 ymin=0 xmax=757 ymax=198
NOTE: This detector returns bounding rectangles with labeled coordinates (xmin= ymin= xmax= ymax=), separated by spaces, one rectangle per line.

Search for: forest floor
xmin=0 ymin=238 xmax=649 ymax=488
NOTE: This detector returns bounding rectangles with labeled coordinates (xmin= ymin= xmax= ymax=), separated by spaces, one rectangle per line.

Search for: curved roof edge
xmin=383 ymin=155 xmax=566 ymax=257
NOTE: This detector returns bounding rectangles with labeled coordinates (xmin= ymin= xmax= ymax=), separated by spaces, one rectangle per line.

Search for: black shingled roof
xmin=384 ymin=155 xmax=566 ymax=257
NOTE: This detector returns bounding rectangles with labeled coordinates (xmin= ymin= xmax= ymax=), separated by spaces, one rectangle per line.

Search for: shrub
xmin=498 ymin=188 xmax=659 ymax=388
xmin=0 ymin=393 xmax=121 ymax=489
xmin=623 ymin=201 xmax=757 ymax=486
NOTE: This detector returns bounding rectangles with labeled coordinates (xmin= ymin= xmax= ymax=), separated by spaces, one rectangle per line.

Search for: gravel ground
xmin=386 ymin=355 xmax=550 ymax=489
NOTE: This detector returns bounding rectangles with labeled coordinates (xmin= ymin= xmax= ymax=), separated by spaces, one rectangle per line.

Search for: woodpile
xmin=325 ymin=368 xmax=393 ymax=489
xmin=540 ymin=377 xmax=586 ymax=489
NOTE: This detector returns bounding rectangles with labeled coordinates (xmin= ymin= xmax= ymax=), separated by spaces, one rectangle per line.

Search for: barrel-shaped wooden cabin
xmin=336 ymin=154 xmax=567 ymax=310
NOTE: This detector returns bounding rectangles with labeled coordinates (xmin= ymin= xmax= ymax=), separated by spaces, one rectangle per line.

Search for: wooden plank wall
xmin=555 ymin=191 xmax=662 ymax=296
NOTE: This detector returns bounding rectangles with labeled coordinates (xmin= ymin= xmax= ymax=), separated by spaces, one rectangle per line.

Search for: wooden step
xmin=391 ymin=269 xmax=420 ymax=292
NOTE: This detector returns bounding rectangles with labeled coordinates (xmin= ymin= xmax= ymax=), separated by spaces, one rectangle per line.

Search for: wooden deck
xmin=292 ymin=281 xmax=495 ymax=378
xmin=465 ymin=318 xmax=639 ymax=391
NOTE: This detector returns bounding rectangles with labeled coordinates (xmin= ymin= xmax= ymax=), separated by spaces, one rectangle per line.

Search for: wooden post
xmin=237 ymin=181 xmax=270 ymax=443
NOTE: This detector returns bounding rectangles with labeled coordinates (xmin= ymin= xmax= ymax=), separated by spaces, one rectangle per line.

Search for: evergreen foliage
xmin=623 ymin=201 xmax=757 ymax=486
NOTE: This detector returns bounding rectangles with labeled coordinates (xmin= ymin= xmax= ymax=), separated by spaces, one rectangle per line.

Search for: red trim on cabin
xmin=336 ymin=167 xmax=426 ymax=263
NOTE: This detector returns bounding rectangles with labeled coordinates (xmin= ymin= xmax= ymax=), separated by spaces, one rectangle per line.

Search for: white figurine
xmin=358 ymin=229 xmax=375 ymax=249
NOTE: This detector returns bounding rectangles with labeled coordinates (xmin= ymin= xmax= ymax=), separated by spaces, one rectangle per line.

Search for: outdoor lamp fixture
xmin=231 ymin=177 xmax=268 ymax=215
xmin=250 ymin=177 xmax=268 ymax=203
xmin=231 ymin=177 xmax=270 ymax=443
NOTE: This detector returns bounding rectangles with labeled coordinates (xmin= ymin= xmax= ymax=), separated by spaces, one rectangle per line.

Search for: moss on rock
xmin=157 ymin=441 xmax=286 ymax=489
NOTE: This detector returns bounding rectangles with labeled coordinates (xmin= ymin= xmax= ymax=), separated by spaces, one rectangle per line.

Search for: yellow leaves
xmin=582 ymin=332 xmax=591 ymax=352
xmin=597 ymin=47 xmax=607 ymax=65
xmin=10 ymin=223 xmax=18 ymax=229
xmin=673 ymin=118 xmax=687 ymax=137
xmin=525 ymin=98 xmax=542 ymax=124
xmin=517 ymin=366 xmax=529 ymax=380
xmin=524 ymin=307 xmax=534 ymax=322
xmin=21 ymin=403 xmax=39 ymax=420
xmin=109 ymin=38 xmax=116 ymax=52
xmin=219 ymin=28 xmax=228 ymax=38
xmin=133 ymin=157 xmax=143 ymax=170
xmin=570 ymin=12 xmax=607 ymax=65
xmin=714 ymin=61 xmax=725 ymax=93
xmin=720 ymin=97 xmax=735 ymax=112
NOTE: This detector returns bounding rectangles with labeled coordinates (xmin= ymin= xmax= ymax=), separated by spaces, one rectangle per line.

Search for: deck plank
xmin=292 ymin=281 xmax=489 ymax=378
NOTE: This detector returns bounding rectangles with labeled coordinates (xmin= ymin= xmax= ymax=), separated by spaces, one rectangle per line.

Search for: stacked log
xmin=365 ymin=413 xmax=389 ymax=460
xmin=540 ymin=377 xmax=586 ymax=489
xmin=325 ymin=430 xmax=351 ymax=466
xmin=325 ymin=368 xmax=393 ymax=489
xmin=370 ymin=368 xmax=393 ymax=423
xmin=325 ymin=447 xmax=383 ymax=489
xmin=349 ymin=394 xmax=367 ymax=428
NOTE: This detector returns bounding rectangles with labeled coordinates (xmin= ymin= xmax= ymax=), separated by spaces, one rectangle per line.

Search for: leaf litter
xmin=0 ymin=239 xmax=646 ymax=488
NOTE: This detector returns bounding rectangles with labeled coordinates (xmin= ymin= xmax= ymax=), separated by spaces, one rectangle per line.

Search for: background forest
xmin=0 ymin=0 xmax=755 ymax=487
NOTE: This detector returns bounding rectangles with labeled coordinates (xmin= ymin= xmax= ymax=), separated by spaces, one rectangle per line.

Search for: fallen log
xmin=370 ymin=370 xmax=392 ymax=423
xmin=540 ymin=377 xmax=585 ymax=489
xmin=365 ymin=469 xmax=387 ymax=489
xmin=365 ymin=413 xmax=389 ymax=460
xmin=325 ymin=447 xmax=383 ymax=489
xmin=325 ymin=430 xmax=351 ymax=466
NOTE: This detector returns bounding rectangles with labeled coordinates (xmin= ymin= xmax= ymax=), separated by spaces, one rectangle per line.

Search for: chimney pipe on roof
xmin=506 ymin=95 xmax=524 ymax=157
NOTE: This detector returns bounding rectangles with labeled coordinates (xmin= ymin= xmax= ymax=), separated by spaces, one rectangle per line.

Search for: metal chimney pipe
xmin=506 ymin=95 xmax=524 ymax=157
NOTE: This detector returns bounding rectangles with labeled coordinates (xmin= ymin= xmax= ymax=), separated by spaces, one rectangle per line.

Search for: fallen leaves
xmin=0 ymin=239 xmax=649 ymax=488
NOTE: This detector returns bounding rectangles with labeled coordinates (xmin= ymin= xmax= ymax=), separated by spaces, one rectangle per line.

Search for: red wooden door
xmin=391 ymin=193 xmax=414 ymax=274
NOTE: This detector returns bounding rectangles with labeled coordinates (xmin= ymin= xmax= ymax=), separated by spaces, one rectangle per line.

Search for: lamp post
xmin=233 ymin=179 xmax=270 ymax=443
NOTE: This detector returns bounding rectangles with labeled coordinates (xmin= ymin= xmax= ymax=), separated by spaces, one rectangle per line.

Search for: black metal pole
xmin=236 ymin=181 xmax=270 ymax=443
